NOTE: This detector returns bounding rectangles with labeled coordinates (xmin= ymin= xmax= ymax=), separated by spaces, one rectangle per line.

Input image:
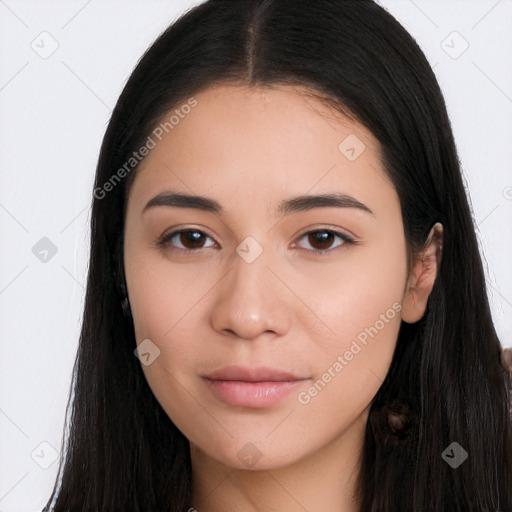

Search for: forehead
xmin=128 ymin=83 xmax=393 ymax=217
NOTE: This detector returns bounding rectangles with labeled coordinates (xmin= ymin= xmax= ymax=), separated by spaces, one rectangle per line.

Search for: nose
xmin=209 ymin=245 xmax=293 ymax=341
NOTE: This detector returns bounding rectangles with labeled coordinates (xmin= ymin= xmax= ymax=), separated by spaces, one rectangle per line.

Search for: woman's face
xmin=124 ymin=84 xmax=409 ymax=470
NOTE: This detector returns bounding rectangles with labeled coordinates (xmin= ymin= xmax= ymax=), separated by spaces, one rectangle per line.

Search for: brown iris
xmin=307 ymin=230 xmax=335 ymax=250
xmin=178 ymin=230 xmax=206 ymax=249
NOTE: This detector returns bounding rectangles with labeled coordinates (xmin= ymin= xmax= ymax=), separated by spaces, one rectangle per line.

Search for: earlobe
xmin=401 ymin=222 xmax=443 ymax=324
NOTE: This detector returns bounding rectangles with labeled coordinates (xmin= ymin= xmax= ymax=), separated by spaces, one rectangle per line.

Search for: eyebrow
xmin=142 ymin=190 xmax=375 ymax=217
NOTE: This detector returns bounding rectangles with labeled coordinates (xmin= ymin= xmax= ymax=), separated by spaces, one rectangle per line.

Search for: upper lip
xmin=203 ymin=365 xmax=307 ymax=382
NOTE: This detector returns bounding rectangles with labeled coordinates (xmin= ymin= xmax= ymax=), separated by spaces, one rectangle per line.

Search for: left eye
xmin=294 ymin=229 xmax=355 ymax=253
xmin=157 ymin=228 xmax=355 ymax=254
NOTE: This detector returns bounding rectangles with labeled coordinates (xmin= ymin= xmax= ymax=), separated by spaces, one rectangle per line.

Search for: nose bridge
xmin=210 ymin=235 xmax=291 ymax=339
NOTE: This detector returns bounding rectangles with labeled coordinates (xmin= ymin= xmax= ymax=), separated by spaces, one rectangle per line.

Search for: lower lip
xmin=203 ymin=378 xmax=308 ymax=408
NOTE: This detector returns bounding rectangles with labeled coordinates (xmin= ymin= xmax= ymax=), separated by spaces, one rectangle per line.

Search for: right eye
xmin=157 ymin=229 xmax=217 ymax=253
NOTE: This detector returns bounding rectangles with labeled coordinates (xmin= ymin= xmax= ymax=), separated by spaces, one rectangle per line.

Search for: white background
xmin=0 ymin=1 xmax=511 ymax=510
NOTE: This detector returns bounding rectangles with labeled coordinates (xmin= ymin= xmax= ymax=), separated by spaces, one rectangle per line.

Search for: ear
xmin=401 ymin=222 xmax=443 ymax=324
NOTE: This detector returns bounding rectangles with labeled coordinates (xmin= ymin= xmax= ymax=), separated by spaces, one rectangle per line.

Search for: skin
xmin=123 ymin=84 xmax=443 ymax=512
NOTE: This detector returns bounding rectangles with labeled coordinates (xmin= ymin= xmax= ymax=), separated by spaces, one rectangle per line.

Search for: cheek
xmin=291 ymin=240 xmax=406 ymax=349
xmin=127 ymin=257 xmax=212 ymax=392
xmin=293 ymin=237 xmax=406 ymax=407
xmin=295 ymin=283 xmax=403 ymax=425
xmin=127 ymin=254 xmax=202 ymax=343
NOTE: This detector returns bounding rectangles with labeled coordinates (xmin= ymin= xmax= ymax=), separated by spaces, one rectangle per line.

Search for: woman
xmin=43 ymin=0 xmax=512 ymax=510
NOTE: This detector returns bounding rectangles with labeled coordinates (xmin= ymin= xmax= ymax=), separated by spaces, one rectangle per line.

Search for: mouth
xmin=203 ymin=364 xmax=307 ymax=382
xmin=202 ymin=365 xmax=310 ymax=408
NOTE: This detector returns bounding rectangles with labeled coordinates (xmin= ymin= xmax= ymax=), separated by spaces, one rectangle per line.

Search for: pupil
xmin=183 ymin=231 xmax=203 ymax=248
xmin=310 ymin=231 xmax=333 ymax=249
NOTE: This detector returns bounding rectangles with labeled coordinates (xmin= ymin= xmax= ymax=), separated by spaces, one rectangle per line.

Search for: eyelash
xmin=156 ymin=227 xmax=358 ymax=256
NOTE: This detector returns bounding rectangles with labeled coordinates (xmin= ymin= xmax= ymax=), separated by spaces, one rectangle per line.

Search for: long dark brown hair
xmin=43 ymin=0 xmax=512 ymax=510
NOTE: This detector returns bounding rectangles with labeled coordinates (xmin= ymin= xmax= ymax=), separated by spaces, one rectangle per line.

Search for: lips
xmin=202 ymin=365 xmax=309 ymax=408
xmin=203 ymin=365 xmax=306 ymax=382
